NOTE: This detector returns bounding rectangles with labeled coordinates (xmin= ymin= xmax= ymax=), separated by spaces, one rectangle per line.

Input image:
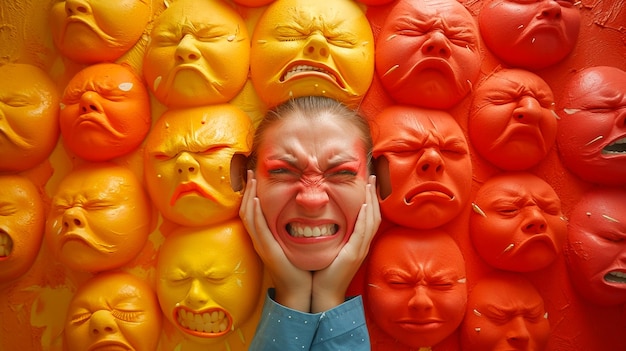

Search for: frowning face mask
xmin=470 ymin=172 xmax=567 ymax=272
xmin=143 ymin=0 xmax=250 ymax=108
xmin=469 ymin=68 xmax=557 ymax=171
xmin=250 ymin=0 xmax=374 ymax=109
xmin=50 ymin=0 xmax=151 ymax=63
xmin=59 ymin=63 xmax=151 ymax=162
xmin=478 ymin=0 xmax=580 ymax=70
xmin=366 ymin=227 xmax=467 ymax=348
xmin=46 ymin=163 xmax=151 ymax=273
xmin=371 ymin=105 xmax=471 ymax=229
xmin=461 ymin=272 xmax=550 ymax=351
xmin=144 ymin=104 xmax=253 ymax=227
xmin=375 ymin=0 xmax=481 ymax=109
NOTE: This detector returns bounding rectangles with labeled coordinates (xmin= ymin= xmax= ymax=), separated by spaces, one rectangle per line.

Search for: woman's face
xmin=254 ymin=114 xmax=369 ymax=271
xmin=479 ymin=0 xmax=580 ymax=69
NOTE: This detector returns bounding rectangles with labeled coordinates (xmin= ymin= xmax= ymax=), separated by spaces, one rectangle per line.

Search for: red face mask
xmin=470 ymin=172 xmax=567 ymax=272
xmin=556 ymin=66 xmax=626 ymax=186
xmin=478 ymin=0 xmax=581 ymax=70
xmin=366 ymin=227 xmax=467 ymax=348
xmin=375 ymin=0 xmax=481 ymax=109
xmin=469 ymin=68 xmax=557 ymax=171
xmin=371 ymin=105 xmax=472 ymax=229
xmin=566 ymin=187 xmax=626 ymax=306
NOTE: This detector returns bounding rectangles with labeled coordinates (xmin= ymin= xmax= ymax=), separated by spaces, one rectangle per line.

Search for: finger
xmin=365 ymin=175 xmax=381 ymax=240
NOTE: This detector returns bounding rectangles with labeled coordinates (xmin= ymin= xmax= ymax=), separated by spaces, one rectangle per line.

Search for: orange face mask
xmin=65 ymin=272 xmax=162 ymax=351
xmin=0 ymin=63 xmax=60 ymax=173
xmin=49 ymin=0 xmax=151 ymax=63
xmin=0 ymin=175 xmax=45 ymax=283
xmin=59 ymin=63 xmax=151 ymax=162
xmin=45 ymin=162 xmax=152 ymax=273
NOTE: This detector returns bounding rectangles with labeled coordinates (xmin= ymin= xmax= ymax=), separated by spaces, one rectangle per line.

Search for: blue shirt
xmin=249 ymin=289 xmax=371 ymax=351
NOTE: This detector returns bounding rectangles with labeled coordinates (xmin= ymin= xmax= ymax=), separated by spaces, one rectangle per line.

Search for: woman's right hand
xmin=240 ymin=170 xmax=313 ymax=312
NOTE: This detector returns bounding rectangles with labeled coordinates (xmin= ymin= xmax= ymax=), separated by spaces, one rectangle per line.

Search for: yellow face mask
xmin=250 ymin=0 xmax=374 ymax=109
xmin=144 ymin=104 xmax=253 ymax=228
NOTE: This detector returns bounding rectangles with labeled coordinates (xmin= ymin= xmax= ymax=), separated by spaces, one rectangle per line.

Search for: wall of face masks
xmin=1 ymin=0 xmax=625 ymax=350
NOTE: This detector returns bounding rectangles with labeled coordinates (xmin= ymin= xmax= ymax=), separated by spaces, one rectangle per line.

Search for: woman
xmin=240 ymin=96 xmax=381 ymax=350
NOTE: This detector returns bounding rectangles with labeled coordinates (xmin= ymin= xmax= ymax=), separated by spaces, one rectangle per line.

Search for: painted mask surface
xmin=143 ymin=0 xmax=250 ymax=108
xmin=156 ymin=220 xmax=263 ymax=345
xmin=566 ymin=187 xmax=626 ymax=306
xmin=250 ymin=0 xmax=374 ymax=108
xmin=469 ymin=68 xmax=557 ymax=171
xmin=370 ymin=105 xmax=472 ymax=229
xmin=470 ymin=172 xmax=567 ymax=272
xmin=65 ymin=272 xmax=162 ymax=351
xmin=375 ymin=0 xmax=481 ymax=109
xmin=254 ymin=112 xmax=369 ymax=271
xmin=461 ymin=272 xmax=550 ymax=351
xmin=144 ymin=104 xmax=253 ymax=227
xmin=479 ymin=0 xmax=580 ymax=70
xmin=0 ymin=63 xmax=59 ymax=173
xmin=556 ymin=66 xmax=626 ymax=186
xmin=0 ymin=175 xmax=44 ymax=283
xmin=45 ymin=163 xmax=151 ymax=272
xmin=59 ymin=63 xmax=151 ymax=162
xmin=366 ymin=227 xmax=467 ymax=348
xmin=50 ymin=0 xmax=151 ymax=63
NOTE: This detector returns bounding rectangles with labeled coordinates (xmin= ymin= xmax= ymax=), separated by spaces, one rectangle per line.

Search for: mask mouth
xmin=175 ymin=306 xmax=233 ymax=338
xmin=280 ymin=62 xmax=346 ymax=89
xmin=0 ymin=230 xmax=13 ymax=258
xmin=604 ymin=271 xmax=626 ymax=284
xmin=602 ymin=137 xmax=626 ymax=155
xmin=404 ymin=182 xmax=455 ymax=205
xmin=286 ymin=223 xmax=338 ymax=238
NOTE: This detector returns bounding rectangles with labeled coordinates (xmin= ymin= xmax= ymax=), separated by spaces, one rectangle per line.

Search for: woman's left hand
xmin=311 ymin=175 xmax=381 ymax=313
